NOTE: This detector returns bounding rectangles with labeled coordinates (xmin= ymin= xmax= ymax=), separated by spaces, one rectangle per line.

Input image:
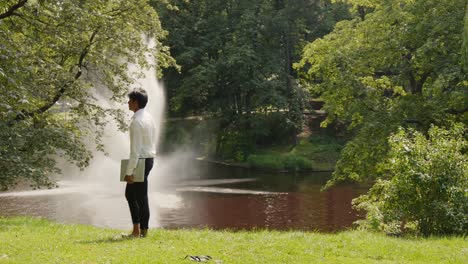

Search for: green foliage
xmin=215 ymin=112 xmax=300 ymax=161
xmin=247 ymin=154 xmax=285 ymax=170
xmin=354 ymin=125 xmax=468 ymax=236
xmin=216 ymin=126 xmax=254 ymax=162
xmin=0 ymin=0 xmax=175 ymax=190
xmin=0 ymin=116 xmax=91 ymax=189
xmin=156 ymin=0 xmax=328 ymax=116
xmin=297 ymin=0 xmax=467 ymax=183
xmin=247 ymin=134 xmax=345 ymax=171
xmin=302 ymin=135 xmax=345 ymax=162
xmin=297 ymin=0 xmax=467 ymax=235
xmin=162 ymin=112 xmax=300 ymax=162
xmin=153 ymin=0 xmax=350 ymax=159
xmin=247 ymin=112 xmax=298 ymax=146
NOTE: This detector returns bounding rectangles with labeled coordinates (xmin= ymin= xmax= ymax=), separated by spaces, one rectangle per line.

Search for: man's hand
xmin=124 ymin=175 xmax=134 ymax=184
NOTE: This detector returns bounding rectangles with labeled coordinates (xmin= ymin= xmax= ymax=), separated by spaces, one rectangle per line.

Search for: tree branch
xmin=0 ymin=0 xmax=28 ymax=20
xmin=408 ymin=70 xmax=431 ymax=94
xmin=357 ymin=6 xmax=366 ymax=21
xmin=373 ymin=70 xmax=399 ymax=77
xmin=11 ymin=30 xmax=99 ymax=124
xmin=446 ymin=107 xmax=468 ymax=115
xmin=416 ymin=71 xmax=431 ymax=93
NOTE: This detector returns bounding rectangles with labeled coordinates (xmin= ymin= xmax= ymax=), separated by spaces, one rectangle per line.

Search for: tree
xmin=0 ymin=0 xmax=175 ymax=190
xmin=297 ymin=0 xmax=467 ymax=183
xmin=153 ymin=0 xmax=349 ymax=159
xmin=296 ymin=0 xmax=467 ymax=234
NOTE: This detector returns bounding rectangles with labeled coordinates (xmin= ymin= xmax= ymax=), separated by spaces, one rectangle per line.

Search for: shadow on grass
xmin=75 ymin=234 xmax=142 ymax=244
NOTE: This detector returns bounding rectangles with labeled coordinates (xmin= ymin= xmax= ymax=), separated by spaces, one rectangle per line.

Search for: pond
xmin=0 ymin=160 xmax=367 ymax=232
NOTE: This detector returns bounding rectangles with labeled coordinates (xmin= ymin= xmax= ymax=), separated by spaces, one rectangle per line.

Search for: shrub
xmin=354 ymin=124 xmax=468 ymax=236
xmin=246 ymin=154 xmax=283 ymax=170
xmin=217 ymin=128 xmax=254 ymax=161
xmin=217 ymin=113 xmax=298 ymax=161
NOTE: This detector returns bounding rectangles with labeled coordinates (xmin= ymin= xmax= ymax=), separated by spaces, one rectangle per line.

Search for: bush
xmin=304 ymin=134 xmax=344 ymax=162
xmin=217 ymin=113 xmax=298 ymax=161
xmin=246 ymin=154 xmax=284 ymax=170
xmin=354 ymin=124 xmax=468 ymax=236
xmin=251 ymin=113 xmax=297 ymax=146
xmin=217 ymin=129 xmax=254 ymax=162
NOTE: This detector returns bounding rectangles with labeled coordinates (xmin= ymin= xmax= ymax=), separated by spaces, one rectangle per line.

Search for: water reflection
xmin=163 ymin=179 xmax=364 ymax=231
xmin=0 ymin=162 xmax=366 ymax=232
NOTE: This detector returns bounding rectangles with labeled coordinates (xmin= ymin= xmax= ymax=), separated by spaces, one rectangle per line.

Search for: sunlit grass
xmin=0 ymin=217 xmax=466 ymax=263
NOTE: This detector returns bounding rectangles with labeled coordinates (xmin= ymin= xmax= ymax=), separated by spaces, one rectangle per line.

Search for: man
xmin=124 ymin=88 xmax=156 ymax=238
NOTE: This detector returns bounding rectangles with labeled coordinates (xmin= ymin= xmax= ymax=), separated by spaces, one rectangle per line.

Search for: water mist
xmin=53 ymin=42 xmax=199 ymax=229
xmin=0 ymin=40 xmax=198 ymax=229
xmin=0 ymin=40 xmax=270 ymax=230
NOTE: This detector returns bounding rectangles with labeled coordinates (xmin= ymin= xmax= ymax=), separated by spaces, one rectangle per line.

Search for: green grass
xmin=0 ymin=217 xmax=466 ymax=263
xmin=247 ymin=135 xmax=345 ymax=171
xmin=247 ymin=153 xmax=313 ymax=171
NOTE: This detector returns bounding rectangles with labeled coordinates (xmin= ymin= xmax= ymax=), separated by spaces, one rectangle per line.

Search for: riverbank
xmin=162 ymin=107 xmax=345 ymax=172
xmin=245 ymin=134 xmax=345 ymax=172
xmin=198 ymin=135 xmax=343 ymax=172
xmin=164 ymin=117 xmax=345 ymax=172
xmin=1 ymin=217 xmax=466 ymax=263
xmin=196 ymin=133 xmax=345 ymax=172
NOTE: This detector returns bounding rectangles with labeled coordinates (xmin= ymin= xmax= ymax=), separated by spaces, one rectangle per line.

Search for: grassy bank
xmin=247 ymin=135 xmax=345 ymax=171
xmin=163 ymin=118 xmax=344 ymax=171
xmin=162 ymin=116 xmax=345 ymax=172
xmin=0 ymin=217 xmax=466 ymax=263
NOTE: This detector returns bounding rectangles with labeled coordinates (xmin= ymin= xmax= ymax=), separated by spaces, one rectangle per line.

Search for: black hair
xmin=128 ymin=88 xmax=148 ymax=109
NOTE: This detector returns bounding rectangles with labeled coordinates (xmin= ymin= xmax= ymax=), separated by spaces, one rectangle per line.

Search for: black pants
xmin=125 ymin=158 xmax=154 ymax=230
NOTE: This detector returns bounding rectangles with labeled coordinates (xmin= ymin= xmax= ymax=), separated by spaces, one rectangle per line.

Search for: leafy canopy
xmin=296 ymin=0 xmax=467 ymax=185
xmin=0 ymin=0 xmax=175 ymax=190
xmin=296 ymin=0 xmax=467 ymax=235
xmin=154 ymin=0 xmax=349 ymax=159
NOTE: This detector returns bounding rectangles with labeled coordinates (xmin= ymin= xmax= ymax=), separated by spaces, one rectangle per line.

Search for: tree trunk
xmin=462 ymin=2 xmax=468 ymax=76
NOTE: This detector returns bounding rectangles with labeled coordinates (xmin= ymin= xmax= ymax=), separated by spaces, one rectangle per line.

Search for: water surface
xmin=0 ymin=162 xmax=366 ymax=232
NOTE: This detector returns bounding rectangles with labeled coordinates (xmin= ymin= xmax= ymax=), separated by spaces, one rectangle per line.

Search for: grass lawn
xmin=0 ymin=217 xmax=466 ymax=263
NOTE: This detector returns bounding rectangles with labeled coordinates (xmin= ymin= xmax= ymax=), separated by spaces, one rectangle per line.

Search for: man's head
xmin=127 ymin=88 xmax=148 ymax=112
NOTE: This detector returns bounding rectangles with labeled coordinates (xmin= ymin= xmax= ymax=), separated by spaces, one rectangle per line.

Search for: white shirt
xmin=126 ymin=108 xmax=157 ymax=175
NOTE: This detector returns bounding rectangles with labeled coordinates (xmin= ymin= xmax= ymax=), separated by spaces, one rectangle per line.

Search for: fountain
xmin=0 ymin=39 xmax=194 ymax=229
xmin=0 ymin=41 xmax=364 ymax=232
